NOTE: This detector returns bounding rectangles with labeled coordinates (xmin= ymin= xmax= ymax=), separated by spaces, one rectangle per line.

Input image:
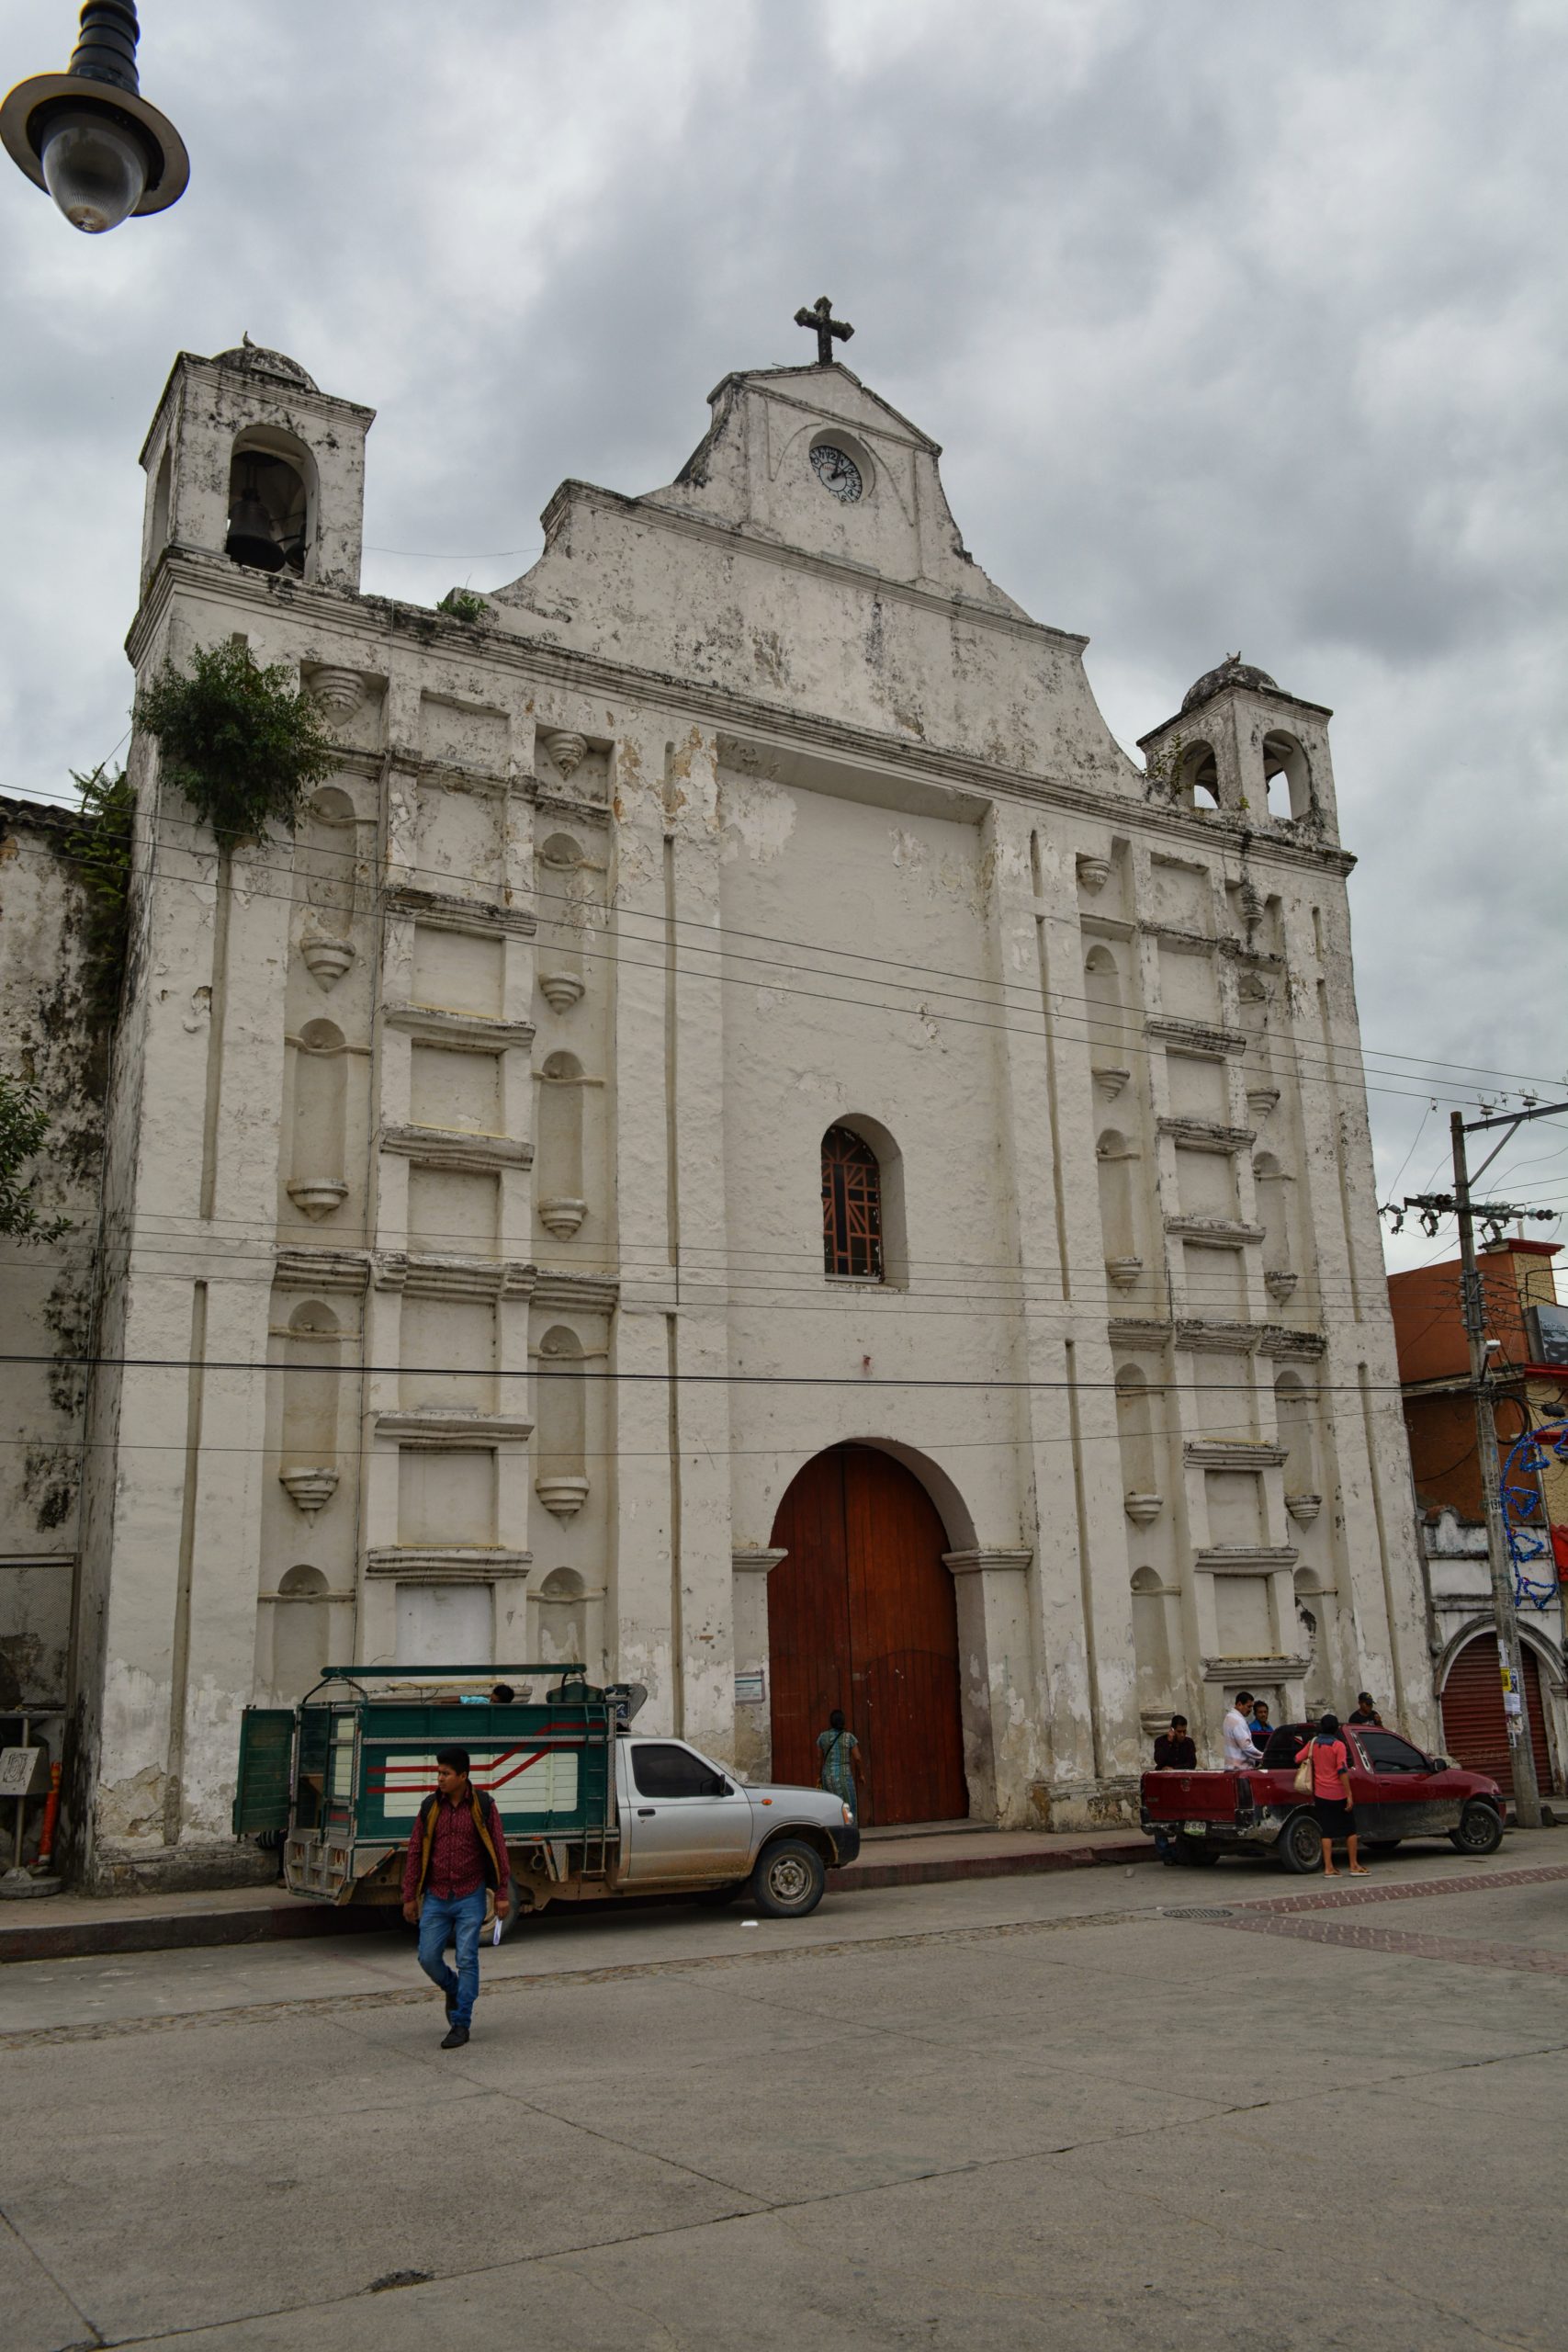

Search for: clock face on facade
xmin=809 ymin=442 xmax=863 ymax=503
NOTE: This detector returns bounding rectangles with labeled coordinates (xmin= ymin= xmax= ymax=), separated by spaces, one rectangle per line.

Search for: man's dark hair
xmin=435 ymin=1746 xmax=471 ymax=1775
xmin=1170 ymin=1714 xmax=1188 ymax=1728
xmin=1318 ymin=1713 xmax=1340 ymax=1736
xmin=1234 ymin=1690 xmax=1254 ymax=1707
xmin=1358 ymin=1691 xmax=1375 ymax=1707
xmin=829 ymin=1708 xmax=845 ymax=1731
xmin=491 ymin=1684 xmax=515 ymax=1705
xmin=1253 ymin=1699 xmax=1270 ymax=1714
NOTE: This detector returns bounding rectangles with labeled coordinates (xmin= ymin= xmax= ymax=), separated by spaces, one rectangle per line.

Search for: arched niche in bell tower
xmin=137 ymin=339 xmax=376 ymax=599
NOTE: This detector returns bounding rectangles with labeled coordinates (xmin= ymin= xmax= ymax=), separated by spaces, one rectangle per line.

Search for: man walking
xmin=401 ymin=1745 xmax=511 ymax=2048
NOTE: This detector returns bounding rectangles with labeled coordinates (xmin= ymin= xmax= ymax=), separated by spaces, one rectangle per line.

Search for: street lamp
xmin=2 ymin=2 xmax=187 ymax=234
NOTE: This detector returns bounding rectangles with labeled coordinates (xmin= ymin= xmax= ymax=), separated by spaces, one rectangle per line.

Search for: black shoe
xmin=440 ymin=2024 xmax=469 ymax=2050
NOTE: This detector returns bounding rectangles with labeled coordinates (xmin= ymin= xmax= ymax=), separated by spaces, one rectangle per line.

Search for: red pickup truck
xmin=1141 ymin=1721 xmax=1506 ymax=1872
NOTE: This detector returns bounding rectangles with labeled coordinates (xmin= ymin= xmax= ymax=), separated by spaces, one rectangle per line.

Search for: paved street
xmin=5 ymin=1840 xmax=1566 ymax=2350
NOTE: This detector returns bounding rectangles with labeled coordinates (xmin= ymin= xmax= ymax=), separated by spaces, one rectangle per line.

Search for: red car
xmin=1140 ymin=1720 xmax=1506 ymax=1872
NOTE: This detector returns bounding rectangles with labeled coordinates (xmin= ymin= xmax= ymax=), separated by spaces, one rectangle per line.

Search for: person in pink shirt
xmin=1297 ymin=1711 xmax=1367 ymax=1877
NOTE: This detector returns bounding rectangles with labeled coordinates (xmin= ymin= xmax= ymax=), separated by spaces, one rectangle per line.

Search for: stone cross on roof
xmin=794 ymin=295 xmax=853 ymax=367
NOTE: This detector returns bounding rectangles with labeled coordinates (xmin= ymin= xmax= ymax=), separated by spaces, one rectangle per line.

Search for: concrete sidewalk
xmin=0 ymin=1825 xmax=1154 ymax=1964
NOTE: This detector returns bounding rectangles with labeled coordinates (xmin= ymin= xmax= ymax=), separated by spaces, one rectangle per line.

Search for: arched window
xmin=1261 ymin=732 xmax=1311 ymax=820
xmin=822 ymin=1124 xmax=883 ymax=1281
xmin=1178 ymin=741 xmax=1220 ymax=809
xmin=226 ymin=432 xmax=313 ymax=576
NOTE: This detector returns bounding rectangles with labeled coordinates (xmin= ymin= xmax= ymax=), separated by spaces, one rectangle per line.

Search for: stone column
xmin=731 ymin=1548 xmax=786 ymax=1780
xmin=944 ymin=1549 xmax=1034 ymax=1826
xmin=664 ymin=728 xmax=735 ymax=1760
xmin=605 ymin=725 xmax=680 ymax=1727
xmin=86 ymin=815 xmax=289 ymax=1887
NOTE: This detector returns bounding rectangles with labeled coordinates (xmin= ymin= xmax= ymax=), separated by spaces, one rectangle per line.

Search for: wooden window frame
xmin=822 ymin=1124 xmax=883 ymax=1283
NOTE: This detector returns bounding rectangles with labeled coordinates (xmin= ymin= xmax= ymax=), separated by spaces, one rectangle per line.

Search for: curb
xmin=1 ymin=1836 xmax=1159 ymax=1964
xmin=839 ymin=1839 xmax=1155 ymax=1891
xmin=0 ymin=1899 xmax=395 ymax=1966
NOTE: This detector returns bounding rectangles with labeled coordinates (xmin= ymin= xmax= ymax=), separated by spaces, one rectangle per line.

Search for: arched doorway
xmin=767 ymin=1444 xmax=968 ymax=1827
xmin=1440 ymin=1635 xmax=1554 ymax=1800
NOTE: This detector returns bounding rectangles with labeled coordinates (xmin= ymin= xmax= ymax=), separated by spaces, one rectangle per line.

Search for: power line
xmin=0 ymin=1240 xmax=1433 ymax=1320
xmin=0 ymin=1348 xmax=1415 ymax=1396
xmin=8 ymin=797 xmax=1564 ymax=1106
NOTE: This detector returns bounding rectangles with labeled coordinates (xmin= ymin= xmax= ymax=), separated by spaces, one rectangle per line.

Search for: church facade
xmin=0 ymin=333 xmax=1435 ymax=1889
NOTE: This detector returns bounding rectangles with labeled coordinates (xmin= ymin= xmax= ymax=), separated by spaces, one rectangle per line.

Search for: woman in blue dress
xmin=817 ymin=1709 xmax=863 ymax=1819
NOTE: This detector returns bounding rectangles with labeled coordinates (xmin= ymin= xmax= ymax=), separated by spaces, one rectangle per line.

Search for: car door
xmin=1354 ymin=1727 xmax=1454 ymax=1839
xmin=620 ymin=1740 xmax=756 ymax=1882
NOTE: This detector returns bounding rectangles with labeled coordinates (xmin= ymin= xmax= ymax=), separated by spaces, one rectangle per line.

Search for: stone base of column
xmin=1027 ymin=1774 xmax=1141 ymax=1833
xmin=85 ymin=1836 xmax=279 ymax=1899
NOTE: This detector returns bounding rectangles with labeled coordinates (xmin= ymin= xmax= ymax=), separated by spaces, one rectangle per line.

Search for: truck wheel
xmin=749 ymin=1839 xmax=826 ymax=1919
xmin=1278 ymin=1811 xmax=1325 ymax=1874
xmin=1449 ymin=1803 xmax=1504 ymax=1857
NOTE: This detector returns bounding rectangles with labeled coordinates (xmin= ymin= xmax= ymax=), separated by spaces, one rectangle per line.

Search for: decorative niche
xmin=299 ymin=785 xmax=359 ymax=991
xmin=288 ymin=1019 xmax=349 ymax=1219
xmin=535 ymin=1326 xmax=590 ymax=1518
xmin=278 ymin=1302 xmax=341 ymax=1518
xmin=536 ymin=826 xmax=604 ymax=1016
xmin=536 ymin=1052 xmax=588 ymax=1239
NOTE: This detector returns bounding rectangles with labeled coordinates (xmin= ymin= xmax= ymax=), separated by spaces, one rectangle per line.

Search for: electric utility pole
xmin=1447 ymin=1102 xmax=1568 ymax=1827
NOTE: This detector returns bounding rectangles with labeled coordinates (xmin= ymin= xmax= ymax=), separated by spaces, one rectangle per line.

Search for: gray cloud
xmin=2 ymin=0 xmax=1562 ymax=1259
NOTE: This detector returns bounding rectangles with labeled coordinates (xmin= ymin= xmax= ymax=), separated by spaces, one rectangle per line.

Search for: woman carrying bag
xmin=1296 ymin=1712 xmax=1367 ymax=1878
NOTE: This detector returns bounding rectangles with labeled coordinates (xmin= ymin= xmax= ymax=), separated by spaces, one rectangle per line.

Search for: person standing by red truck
xmin=1298 ymin=1712 xmax=1367 ymax=1878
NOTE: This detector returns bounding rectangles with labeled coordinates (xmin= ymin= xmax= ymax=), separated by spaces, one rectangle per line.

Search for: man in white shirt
xmin=1222 ymin=1690 xmax=1258 ymax=1770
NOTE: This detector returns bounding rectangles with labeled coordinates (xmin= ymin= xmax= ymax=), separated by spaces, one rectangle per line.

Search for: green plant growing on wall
xmin=63 ymin=763 xmax=135 ymax=1017
xmin=0 ymin=1075 xmax=69 ymax=1242
xmin=437 ymin=588 xmax=489 ymax=625
xmin=135 ymin=640 xmax=338 ymax=846
xmin=1143 ymin=732 xmax=1186 ymax=795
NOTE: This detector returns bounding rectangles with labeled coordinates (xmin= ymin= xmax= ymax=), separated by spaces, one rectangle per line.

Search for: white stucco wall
xmin=17 ymin=343 xmax=1435 ymax=1886
xmin=0 ymin=801 xmax=106 ymax=1728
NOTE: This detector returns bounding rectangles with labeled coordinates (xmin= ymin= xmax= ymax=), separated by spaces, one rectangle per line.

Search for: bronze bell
xmin=225 ymin=472 xmax=284 ymax=571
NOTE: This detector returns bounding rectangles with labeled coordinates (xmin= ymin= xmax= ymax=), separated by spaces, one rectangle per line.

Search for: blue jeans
xmin=416 ymin=1887 xmax=487 ymax=2028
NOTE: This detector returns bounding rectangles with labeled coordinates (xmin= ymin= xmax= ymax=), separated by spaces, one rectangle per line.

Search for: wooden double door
xmin=767 ymin=1445 xmax=968 ymax=1827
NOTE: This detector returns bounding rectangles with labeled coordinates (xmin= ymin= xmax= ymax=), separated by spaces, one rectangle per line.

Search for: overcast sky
xmin=2 ymin=0 xmax=1562 ymax=1269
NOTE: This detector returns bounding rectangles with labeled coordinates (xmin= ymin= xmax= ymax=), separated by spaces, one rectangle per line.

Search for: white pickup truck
xmin=234 ymin=1668 xmax=862 ymax=1926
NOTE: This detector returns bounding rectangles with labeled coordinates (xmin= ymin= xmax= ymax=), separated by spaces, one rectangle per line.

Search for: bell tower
xmin=137 ymin=338 xmax=375 ymax=601
xmin=1137 ymin=652 xmax=1340 ymax=840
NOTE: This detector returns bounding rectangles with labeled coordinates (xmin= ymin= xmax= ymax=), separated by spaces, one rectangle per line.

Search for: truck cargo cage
xmin=233 ymin=1664 xmax=625 ymax=1907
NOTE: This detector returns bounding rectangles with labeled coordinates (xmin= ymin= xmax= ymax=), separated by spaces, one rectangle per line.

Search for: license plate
xmin=1182 ymin=1820 xmax=1207 ymax=1836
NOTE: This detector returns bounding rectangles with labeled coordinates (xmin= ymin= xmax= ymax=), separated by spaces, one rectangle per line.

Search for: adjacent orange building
xmin=1389 ymin=1239 xmax=1568 ymax=1526
xmin=1388 ymin=1238 xmax=1567 ymax=1801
